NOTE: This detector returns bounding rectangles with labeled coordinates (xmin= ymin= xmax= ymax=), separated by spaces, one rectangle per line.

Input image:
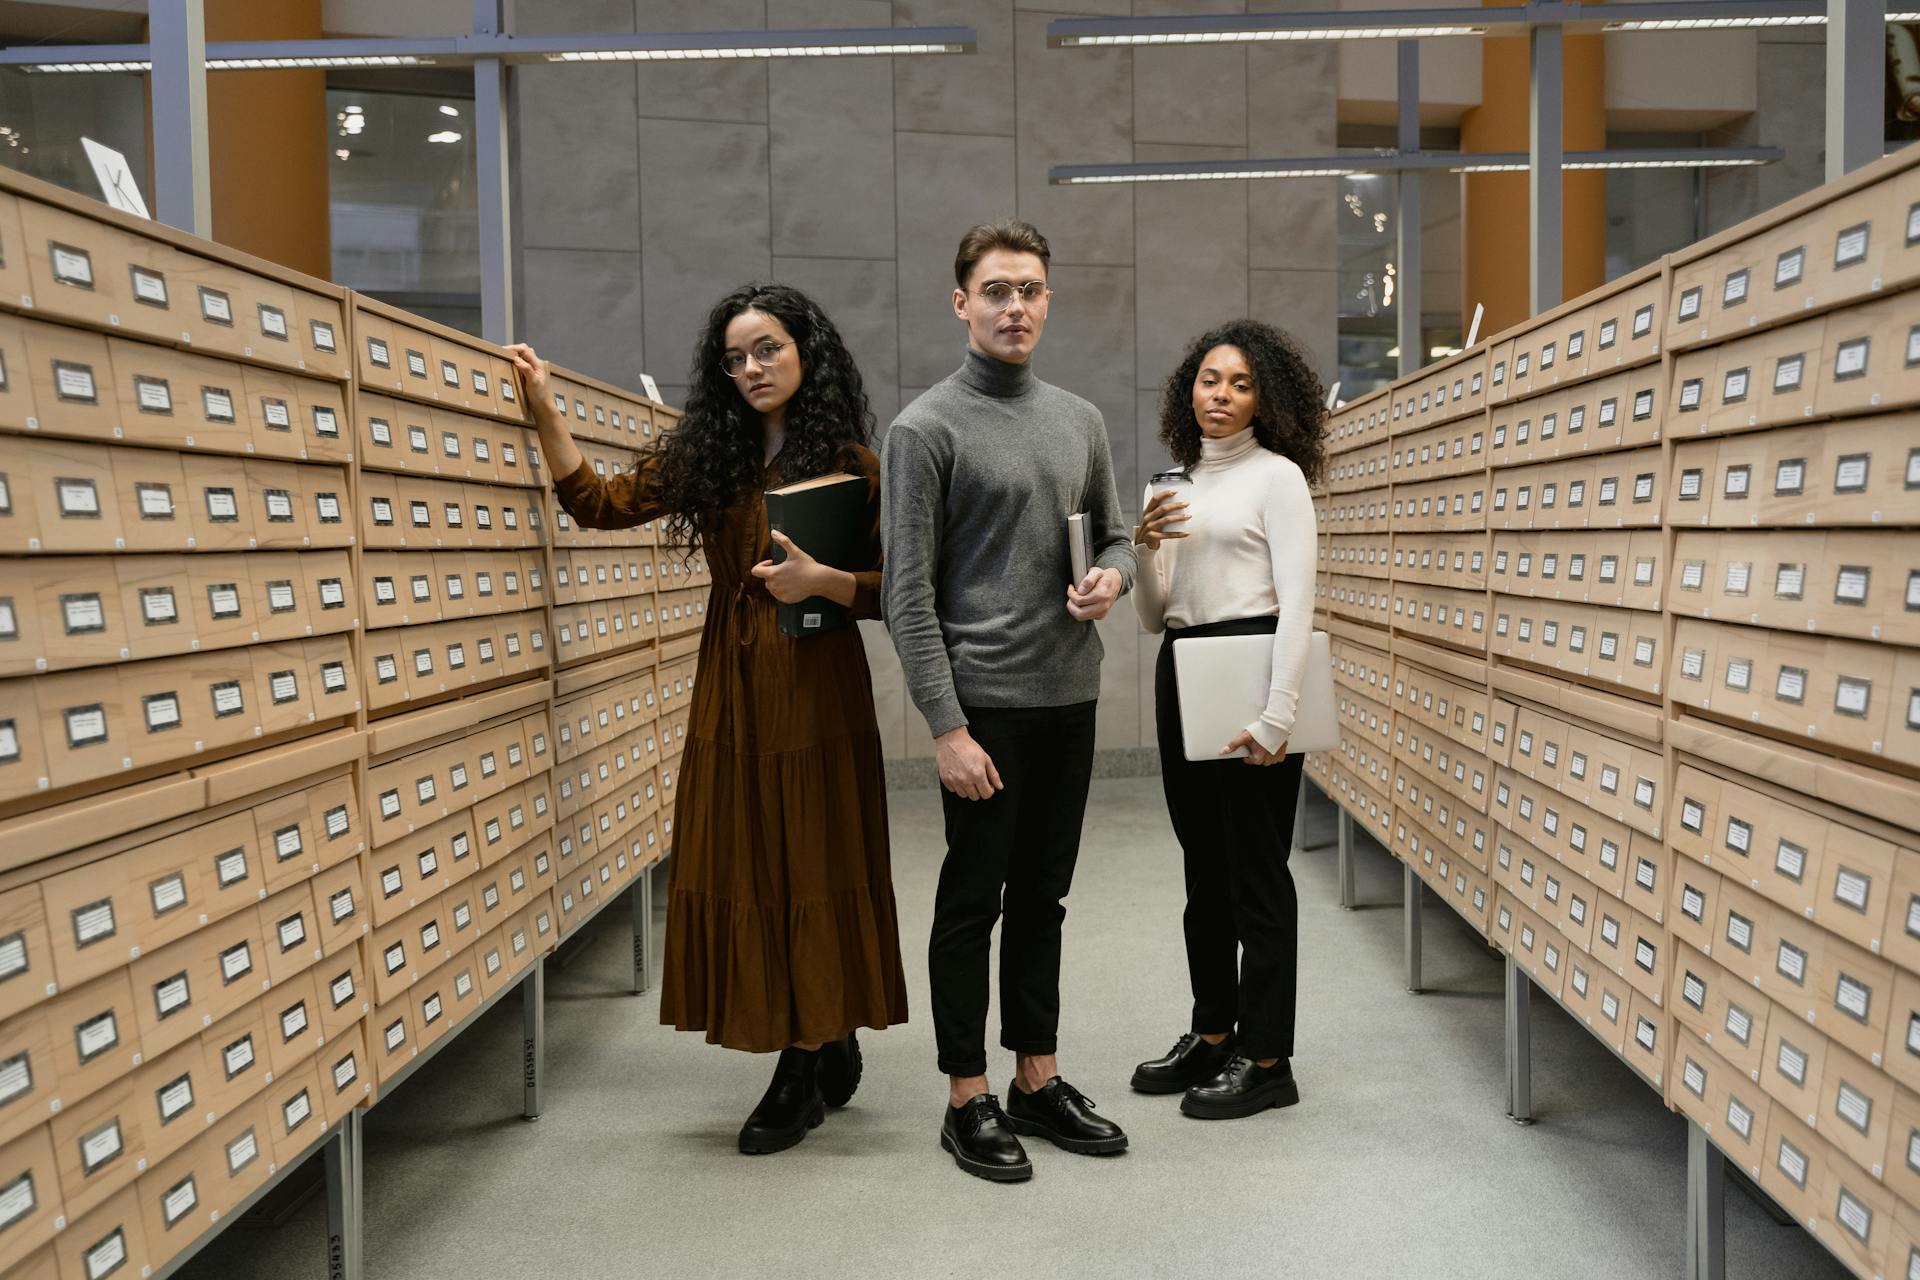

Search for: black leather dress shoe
xmin=819 ymin=1031 xmax=862 ymax=1108
xmin=1130 ymin=1032 xmax=1238 ymax=1095
xmin=1005 ymin=1077 xmax=1128 ymax=1154
xmin=738 ymin=1048 xmax=825 ymax=1154
xmin=940 ymin=1095 xmax=1033 ymax=1182
xmin=1180 ymin=1055 xmax=1300 ymax=1120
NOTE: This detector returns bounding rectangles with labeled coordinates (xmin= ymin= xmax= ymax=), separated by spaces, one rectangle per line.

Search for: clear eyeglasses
xmin=722 ymin=339 xmax=793 ymax=379
xmin=974 ymin=281 xmax=1051 ymax=311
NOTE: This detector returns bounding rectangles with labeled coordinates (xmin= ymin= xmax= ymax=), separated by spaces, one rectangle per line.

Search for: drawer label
xmin=141 ymin=587 xmax=179 ymax=624
xmin=211 ymin=680 xmax=245 ymax=717
xmin=136 ymin=375 xmax=173 ymax=413
xmin=1837 ymin=974 xmax=1872 ymax=1021
xmin=80 ymin=1117 xmax=123 ymax=1172
xmin=51 ymin=242 xmax=94 ymax=286
xmin=219 ymin=941 xmax=253 ymax=982
xmin=163 ymin=1174 xmax=199 ymax=1225
xmin=216 ymin=849 xmax=248 ymax=886
xmin=1837 ymin=1082 xmax=1872 ymax=1133
xmin=83 ymin=1228 xmax=125 ymax=1279
xmin=223 ymin=1034 xmax=255 ymax=1077
xmin=58 ymin=478 xmax=100 ymax=516
xmin=65 ymin=704 xmax=108 ymax=747
xmin=1776 ymin=941 xmax=1806 ymax=984
xmin=155 ymin=973 xmax=190 ymax=1016
xmin=281 ymin=1001 xmax=309 ymax=1040
xmin=73 ymin=899 xmax=116 ymax=946
xmin=227 ymin=1127 xmax=259 ymax=1173
xmin=1725 ymin=912 xmax=1752 ymax=951
xmin=132 ymin=265 xmax=169 ymax=304
xmin=0 ymin=1053 xmax=31 ymax=1107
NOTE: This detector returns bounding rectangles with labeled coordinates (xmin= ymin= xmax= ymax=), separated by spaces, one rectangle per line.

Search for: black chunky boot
xmin=738 ymin=1048 xmax=826 ymax=1154
xmin=819 ymin=1031 xmax=863 ymax=1108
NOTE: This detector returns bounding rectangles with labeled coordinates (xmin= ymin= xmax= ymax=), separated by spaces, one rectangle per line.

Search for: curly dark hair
xmin=1157 ymin=319 xmax=1326 ymax=487
xmin=652 ymin=282 xmax=873 ymax=552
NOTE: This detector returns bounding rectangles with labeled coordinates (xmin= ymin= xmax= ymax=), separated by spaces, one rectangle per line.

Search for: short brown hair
xmin=953 ymin=219 xmax=1051 ymax=289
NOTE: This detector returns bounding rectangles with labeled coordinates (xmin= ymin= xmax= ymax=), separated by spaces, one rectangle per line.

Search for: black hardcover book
xmin=763 ymin=471 xmax=868 ymax=638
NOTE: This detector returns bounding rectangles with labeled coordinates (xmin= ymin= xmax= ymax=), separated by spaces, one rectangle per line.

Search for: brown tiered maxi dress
xmin=552 ymin=444 xmax=908 ymax=1052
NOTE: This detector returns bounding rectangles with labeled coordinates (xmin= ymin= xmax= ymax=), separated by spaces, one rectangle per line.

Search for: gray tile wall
xmin=511 ymin=0 xmax=1337 ymax=764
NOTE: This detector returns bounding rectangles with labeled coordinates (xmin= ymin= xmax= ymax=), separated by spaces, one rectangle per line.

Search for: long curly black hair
xmin=1158 ymin=319 xmax=1326 ymax=487
xmin=652 ymin=282 xmax=873 ymax=552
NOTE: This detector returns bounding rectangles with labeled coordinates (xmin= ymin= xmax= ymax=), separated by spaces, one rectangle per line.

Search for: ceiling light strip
xmin=543 ymin=43 xmax=966 ymax=60
xmin=1053 ymin=146 xmax=1780 ymax=183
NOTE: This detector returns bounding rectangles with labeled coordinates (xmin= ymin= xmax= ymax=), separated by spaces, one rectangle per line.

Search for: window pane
xmin=329 ymin=86 xmax=478 ymax=305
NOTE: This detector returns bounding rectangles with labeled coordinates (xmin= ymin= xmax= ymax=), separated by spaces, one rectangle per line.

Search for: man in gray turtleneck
xmin=882 ymin=219 xmax=1137 ymax=1182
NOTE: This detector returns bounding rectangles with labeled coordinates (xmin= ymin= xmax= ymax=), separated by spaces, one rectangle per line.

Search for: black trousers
xmin=928 ymin=701 xmax=1097 ymax=1078
xmin=1155 ymin=617 xmax=1303 ymax=1061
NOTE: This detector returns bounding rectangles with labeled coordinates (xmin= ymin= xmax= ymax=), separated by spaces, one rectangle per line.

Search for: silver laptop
xmin=1172 ymin=630 xmax=1338 ymax=762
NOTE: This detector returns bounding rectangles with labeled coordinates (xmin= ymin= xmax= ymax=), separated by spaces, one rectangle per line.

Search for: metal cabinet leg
xmin=1338 ymin=810 xmax=1356 ymax=910
xmin=631 ymin=874 xmax=653 ymax=995
xmin=1687 ymin=1120 xmax=1728 ymax=1280
xmin=1506 ymin=953 xmax=1534 ymax=1124
xmin=1404 ymin=864 xmax=1424 ymax=993
xmin=522 ymin=957 xmax=545 ymax=1121
xmin=324 ymin=1109 xmax=364 ymax=1280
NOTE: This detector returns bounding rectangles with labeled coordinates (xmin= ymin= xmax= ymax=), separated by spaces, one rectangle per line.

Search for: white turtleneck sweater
xmin=1135 ymin=426 xmax=1319 ymax=754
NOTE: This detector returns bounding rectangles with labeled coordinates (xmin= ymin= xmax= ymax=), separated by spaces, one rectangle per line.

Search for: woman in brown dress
xmin=504 ymin=283 xmax=908 ymax=1154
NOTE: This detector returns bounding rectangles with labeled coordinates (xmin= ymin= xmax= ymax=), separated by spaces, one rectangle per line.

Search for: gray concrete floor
xmin=180 ymin=780 xmax=1849 ymax=1280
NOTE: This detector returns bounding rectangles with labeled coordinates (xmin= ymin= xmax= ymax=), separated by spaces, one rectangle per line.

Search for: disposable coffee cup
xmin=1144 ymin=469 xmax=1193 ymax=533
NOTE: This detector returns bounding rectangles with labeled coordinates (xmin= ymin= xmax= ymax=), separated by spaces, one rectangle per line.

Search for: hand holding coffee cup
xmin=1136 ymin=471 xmax=1193 ymax=550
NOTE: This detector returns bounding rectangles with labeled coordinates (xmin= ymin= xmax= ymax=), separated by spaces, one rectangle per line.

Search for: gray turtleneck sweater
xmin=881 ymin=349 xmax=1137 ymax=739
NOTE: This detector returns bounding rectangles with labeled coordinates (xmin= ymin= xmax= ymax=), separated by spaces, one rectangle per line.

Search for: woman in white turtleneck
xmin=1125 ymin=319 xmax=1326 ymax=1121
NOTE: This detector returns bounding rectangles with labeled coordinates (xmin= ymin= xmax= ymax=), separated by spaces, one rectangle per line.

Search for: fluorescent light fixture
xmin=31 ymin=60 xmax=151 ymax=72
xmin=1057 ymin=25 xmax=1484 ymax=42
xmin=28 ymin=53 xmax=436 ymax=71
xmin=439 ymin=104 xmax=459 ymax=116
xmin=1059 ymin=167 xmax=1353 ymax=183
xmin=1049 ymin=1 xmax=1920 ymax=46
xmin=1601 ymin=14 xmax=1823 ymax=28
xmin=544 ymin=42 xmax=966 ymax=60
xmin=1048 ymin=8 xmax=1503 ymax=47
xmin=1 ymin=27 xmax=977 ymax=71
xmin=427 ymin=130 xmax=463 ymax=143
xmin=1055 ymin=146 xmax=1781 ymax=184
xmin=1451 ymin=149 xmax=1778 ymax=172
xmin=526 ymin=26 xmax=976 ymax=62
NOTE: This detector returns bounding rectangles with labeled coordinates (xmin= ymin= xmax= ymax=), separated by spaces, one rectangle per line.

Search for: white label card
xmin=282 ymin=1003 xmax=309 ymax=1039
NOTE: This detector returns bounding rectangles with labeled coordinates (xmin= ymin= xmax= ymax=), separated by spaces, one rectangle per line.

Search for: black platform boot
xmin=738 ymin=1048 xmax=826 ymax=1154
xmin=819 ymin=1031 xmax=863 ymax=1108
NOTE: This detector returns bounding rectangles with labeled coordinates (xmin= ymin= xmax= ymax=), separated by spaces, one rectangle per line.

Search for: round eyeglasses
xmin=722 ymin=339 xmax=793 ymax=379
